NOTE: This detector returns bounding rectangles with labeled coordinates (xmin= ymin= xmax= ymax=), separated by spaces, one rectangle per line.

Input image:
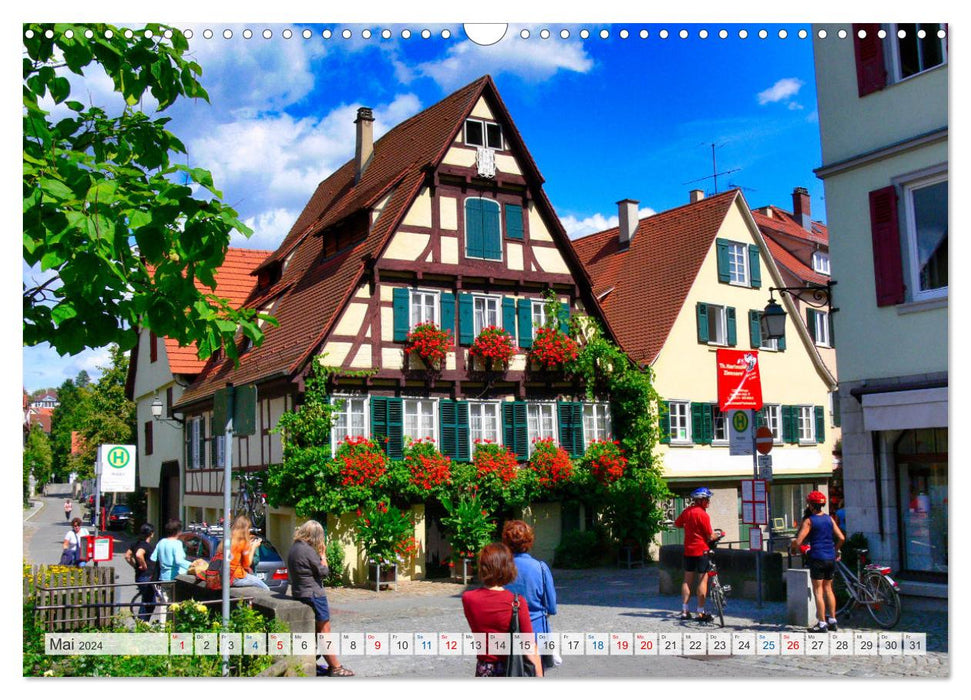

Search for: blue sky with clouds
xmin=23 ymin=21 xmax=827 ymax=392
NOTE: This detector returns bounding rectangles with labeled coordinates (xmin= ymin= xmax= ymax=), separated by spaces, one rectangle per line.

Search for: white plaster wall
xmin=440 ymin=196 xmax=458 ymax=230
xmin=532 ymin=247 xmax=570 ymax=274
xmin=384 ymin=231 xmax=430 ymax=261
xmin=402 ymin=187 xmax=433 ymax=228
xmin=441 ymin=236 xmax=458 ymax=264
xmin=334 ymin=301 xmax=369 ymax=336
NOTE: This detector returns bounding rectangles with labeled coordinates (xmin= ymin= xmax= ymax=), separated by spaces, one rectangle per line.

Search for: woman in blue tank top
xmin=793 ymin=491 xmax=845 ymax=633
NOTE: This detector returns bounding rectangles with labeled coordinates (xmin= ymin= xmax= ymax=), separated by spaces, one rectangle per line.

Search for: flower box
xmin=368 ymin=562 xmax=397 ymax=592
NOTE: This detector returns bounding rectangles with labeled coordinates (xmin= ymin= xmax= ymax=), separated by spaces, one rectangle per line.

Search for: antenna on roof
xmin=728 ymin=182 xmax=757 ymax=194
xmin=682 ymin=142 xmax=740 ymax=194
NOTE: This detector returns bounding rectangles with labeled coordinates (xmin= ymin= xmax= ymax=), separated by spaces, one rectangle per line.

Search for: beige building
xmin=813 ymin=24 xmax=947 ymax=596
xmin=573 ymin=190 xmax=838 ymax=549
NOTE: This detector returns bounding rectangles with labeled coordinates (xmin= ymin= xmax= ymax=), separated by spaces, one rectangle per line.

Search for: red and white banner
xmin=716 ymin=349 xmax=763 ymax=411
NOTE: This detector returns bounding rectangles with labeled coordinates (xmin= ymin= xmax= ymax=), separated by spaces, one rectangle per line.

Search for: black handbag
xmin=504 ymin=594 xmax=536 ymax=677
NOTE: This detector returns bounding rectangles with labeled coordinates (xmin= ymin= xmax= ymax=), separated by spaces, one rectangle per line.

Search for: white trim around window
xmin=669 ymin=400 xmax=691 ymax=445
xmin=811 ymin=251 xmax=830 ymax=276
xmin=531 ymin=300 xmax=548 ymax=339
xmin=188 ymin=417 xmax=203 ymax=469
xmin=468 ymin=400 xmax=502 ymax=448
xmin=582 ymin=403 xmax=612 ymax=446
xmin=761 ymin=404 xmax=783 ymax=444
xmin=403 ymin=397 xmax=438 ymax=445
xmin=886 ymin=23 xmax=948 ymax=83
xmin=472 ymin=294 xmax=502 ymax=335
xmin=727 ymin=241 xmax=749 ymax=286
xmin=810 ymin=309 xmax=832 ymax=347
xmin=901 ymin=171 xmax=948 ymax=302
xmin=464 ymin=118 xmax=503 ymax=150
xmin=711 ymin=405 xmax=728 ymax=444
xmin=409 ymin=288 xmax=441 ymax=329
xmin=527 ymin=402 xmax=557 ymax=456
xmin=797 ymin=405 xmax=816 ymax=444
xmin=706 ymin=304 xmax=729 ymax=345
xmin=329 ymin=395 xmax=369 ymax=454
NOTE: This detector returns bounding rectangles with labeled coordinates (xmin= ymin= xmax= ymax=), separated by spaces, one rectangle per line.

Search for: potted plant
xmin=468 ymin=326 xmax=517 ymax=373
xmin=440 ymin=493 xmax=494 ymax=584
xmin=403 ymin=438 xmax=452 ymax=492
xmin=354 ymin=501 xmax=415 ymax=591
xmin=528 ymin=327 xmax=579 ymax=372
xmin=528 ymin=437 xmax=573 ymax=489
xmin=404 ymin=322 xmax=451 ymax=372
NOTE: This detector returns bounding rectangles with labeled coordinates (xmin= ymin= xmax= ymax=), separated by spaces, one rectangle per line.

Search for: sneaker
xmin=696 ymin=612 xmax=714 ymax=623
xmin=827 ymin=619 xmax=838 ymax=631
xmin=808 ymin=623 xmax=829 ymax=633
xmin=315 ymin=663 xmax=330 ymax=677
xmin=679 ymin=611 xmax=692 ymax=621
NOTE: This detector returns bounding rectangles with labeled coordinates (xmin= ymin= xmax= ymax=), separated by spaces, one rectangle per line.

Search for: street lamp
xmin=151 ymin=395 xmax=184 ymax=425
xmin=761 ymin=281 xmax=837 ymax=340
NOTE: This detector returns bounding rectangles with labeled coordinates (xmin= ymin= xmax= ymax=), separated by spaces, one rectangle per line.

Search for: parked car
xmin=178 ymin=526 xmax=289 ymax=595
xmin=106 ymin=504 xmax=132 ymax=530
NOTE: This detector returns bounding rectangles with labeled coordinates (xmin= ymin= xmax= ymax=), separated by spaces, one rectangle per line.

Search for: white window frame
xmin=403 ymin=398 xmax=438 ymax=445
xmin=329 ymin=395 xmax=369 ymax=454
xmin=761 ymin=404 xmax=783 ymax=444
xmin=473 ymin=294 xmax=502 ymax=335
xmin=886 ymin=23 xmax=948 ymax=83
xmin=669 ymin=401 xmax=691 ymax=445
xmin=526 ymin=402 xmax=557 ymax=455
xmin=582 ymin=403 xmax=613 ymax=447
xmin=727 ymin=241 xmax=749 ymax=286
xmin=811 ymin=251 xmax=830 ymax=276
xmin=464 ymin=118 xmax=503 ymax=150
xmin=706 ymin=304 xmax=728 ymax=346
xmin=711 ymin=405 xmax=728 ymax=444
xmin=902 ymin=171 xmax=948 ymax=302
xmin=214 ymin=430 xmax=225 ymax=468
xmin=468 ymin=401 xmax=502 ymax=448
xmin=409 ymin=288 xmax=440 ymax=329
xmin=811 ymin=309 xmax=832 ymax=348
xmin=531 ymin=300 xmax=548 ymax=339
xmin=797 ymin=405 xmax=816 ymax=444
xmin=188 ymin=417 xmax=202 ymax=470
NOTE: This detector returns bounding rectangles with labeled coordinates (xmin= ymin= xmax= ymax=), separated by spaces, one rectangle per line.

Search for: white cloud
xmin=757 ymin=78 xmax=804 ymax=106
xmin=560 ymin=207 xmax=656 ymax=240
xmin=22 ymin=344 xmax=111 ymax=391
xmin=416 ymin=31 xmax=593 ymax=90
xmin=237 ymin=208 xmax=299 ymax=250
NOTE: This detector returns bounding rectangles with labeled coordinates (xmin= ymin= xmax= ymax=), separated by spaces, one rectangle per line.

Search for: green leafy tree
xmin=23 ymin=424 xmax=53 ymax=504
xmin=49 ymin=373 xmax=93 ymax=481
xmin=23 ymin=23 xmax=272 ymax=362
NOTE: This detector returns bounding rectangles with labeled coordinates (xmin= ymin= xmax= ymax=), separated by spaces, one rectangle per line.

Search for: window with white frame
xmin=583 ymin=403 xmax=612 ymax=446
xmin=404 ymin=398 xmax=437 ymax=444
xmin=410 ymin=289 xmax=440 ymax=328
xmin=330 ymin=396 xmax=369 ymax=449
xmin=188 ymin=417 xmax=202 ymax=469
xmin=760 ymin=321 xmax=779 ymax=352
xmin=214 ymin=430 xmax=225 ymax=468
xmin=760 ymin=404 xmax=783 ymax=443
xmin=706 ymin=304 xmax=728 ymax=345
xmin=711 ymin=405 xmax=728 ymax=442
xmin=469 ymin=401 xmax=502 ymax=446
xmin=888 ymin=23 xmax=947 ymax=81
xmin=810 ymin=310 xmax=832 ymax=347
xmin=527 ymin=403 xmax=557 ymax=454
xmin=727 ymin=242 xmax=749 ymax=285
xmin=669 ymin=401 xmax=690 ymax=444
xmin=903 ymin=173 xmax=948 ymax=300
xmin=531 ymin=300 xmax=548 ymax=339
xmin=473 ymin=295 xmax=501 ymax=334
xmin=798 ymin=406 xmax=816 ymax=443
xmin=812 ymin=251 xmax=830 ymax=276
xmin=464 ymin=119 xmax=503 ymax=150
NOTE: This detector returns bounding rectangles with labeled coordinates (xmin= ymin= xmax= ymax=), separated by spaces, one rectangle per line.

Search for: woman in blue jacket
xmin=502 ymin=519 xmax=557 ymax=670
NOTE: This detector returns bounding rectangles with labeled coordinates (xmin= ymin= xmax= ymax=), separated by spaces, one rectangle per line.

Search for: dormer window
xmin=812 ymin=251 xmax=831 ymax=276
xmin=465 ymin=119 xmax=503 ymax=150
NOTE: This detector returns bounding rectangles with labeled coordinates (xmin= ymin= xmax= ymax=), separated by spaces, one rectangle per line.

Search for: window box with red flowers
xmin=472 ymin=441 xmax=519 ymax=485
xmin=528 ymin=327 xmax=579 ymax=372
xmin=468 ymin=326 xmax=517 ymax=372
xmin=336 ymin=436 xmax=389 ymax=487
xmin=403 ymin=438 xmax=452 ymax=492
xmin=528 ymin=437 xmax=573 ymax=489
xmin=404 ymin=323 xmax=451 ymax=372
xmin=584 ymin=439 xmax=628 ymax=485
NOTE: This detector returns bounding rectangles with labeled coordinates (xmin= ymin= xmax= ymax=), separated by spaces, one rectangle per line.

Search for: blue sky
xmin=23 ymin=22 xmax=828 ymax=391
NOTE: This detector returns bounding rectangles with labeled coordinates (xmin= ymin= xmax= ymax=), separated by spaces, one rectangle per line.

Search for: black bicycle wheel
xmin=710 ymin=576 xmax=725 ymax=628
xmin=832 ymin=568 xmax=854 ymax=618
xmin=864 ymin=573 xmax=901 ymax=628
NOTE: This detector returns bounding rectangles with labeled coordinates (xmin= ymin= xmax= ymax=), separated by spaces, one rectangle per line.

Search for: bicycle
xmin=702 ymin=530 xmax=731 ymax=627
xmin=234 ymin=471 xmax=267 ymax=533
xmin=129 ymin=582 xmax=169 ymax=626
xmin=831 ymin=547 xmax=901 ymax=628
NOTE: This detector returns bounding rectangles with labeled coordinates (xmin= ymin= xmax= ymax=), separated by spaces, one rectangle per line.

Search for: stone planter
xmin=368 ymin=562 xmax=397 ymax=591
xmin=451 ymin=558 xmax=476 ymax=585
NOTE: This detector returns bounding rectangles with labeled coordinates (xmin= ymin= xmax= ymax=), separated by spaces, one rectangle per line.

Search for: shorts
xmin=683 ymin=555 xmax=710 ymax=573
xmin=808 ymin=558 xmax=836 ymax=581
xmin=298 ymin=595 xmax=331 ymax=623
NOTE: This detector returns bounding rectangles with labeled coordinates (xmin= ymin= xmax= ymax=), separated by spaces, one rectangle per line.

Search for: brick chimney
xmin=792 ymin=186 xmax=812 ymax=230
xmin=617 ymin=199 xmax=640 ymax=247
xmin=354 ymin=107 xmax=375 ymax=183
xmin=689 ymin=189 xmax=705 ymax=204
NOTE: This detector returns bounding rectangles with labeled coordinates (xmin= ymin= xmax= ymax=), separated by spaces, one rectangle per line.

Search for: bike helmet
xmin=806 ymin=490 xmax=827 ymax=505
xmin=690 ymin=487 xmax=713 ymax=500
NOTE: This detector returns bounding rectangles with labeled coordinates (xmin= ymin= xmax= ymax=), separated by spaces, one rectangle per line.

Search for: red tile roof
xmin=178 ymin=77 xmax=503 ymax=407
xmin=571 ymin=190 xmax=740 ymax=366
xmin=761 ymin=236 xmax=830 ymax=286
xmin=751 ymin=206 xmax=828 ymax=246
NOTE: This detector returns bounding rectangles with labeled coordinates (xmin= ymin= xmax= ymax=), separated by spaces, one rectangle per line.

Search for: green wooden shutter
xmin=748 ymin=244 xmax=762 ymax=288
xmin=505 ymin=203 xmax=524 ymax=239
xmin=458 ymin=293 xmax=474 ymax=345
xmin=696 ymin=303 xmax=710 ymax=343
xmin=749 ymin=310 xmax=762 ymax=348
xmin=517 ymin=298 xmax=533 ymax=349
xmin=727 ymin=307 xmax=737 ymax=346
xmin=371 ymin=396 xmax=388 ymax=450
xmin=483 ymin=201 xmax=502 ymax=260
xmin=465 ymin=199 xmax=484 ymax=258
xmin=440 ymin=292 xmax=456 ymax=336
xmin=558 ymin=401 xmax=584 ymax=457
xmin=806 ymin=308 xmax=817 ymax=343
xmin=781 ymin=405 xmax=797 ymax=444
xmin=440 ymin=400 xmax=457 ymax=459
xmin=392 ymin=287 xmax=410 ymax=342
xmin=715 ymin=239 xmax=731 ymax=283
xmin=704 ymin=404 xmax=715 ymax=444
xmin=691 ymin=402 xmax=706 ymax=444
xmin=658 ymin=401 xmax=671 ymax=444
xmin=455 ymin=401 xmax=470 ymax=461
xmin=503 ymin=401 xmax=528 ymax=461
xmin=831 ymin=392 xmax=841 ymax=428
xmin=559 ymin=302 xmax=570 ymax=335
xmin=502 ymin=297 xmax=517 ymax=340
xmin=814 ymin=405 xmax=825 ymax=443
xmin=371 ymin=397 xmax=404 ymax=458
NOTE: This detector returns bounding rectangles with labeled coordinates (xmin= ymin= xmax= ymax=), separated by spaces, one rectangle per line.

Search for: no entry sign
xmin=756 ymin=426 xmax=774 ymax=455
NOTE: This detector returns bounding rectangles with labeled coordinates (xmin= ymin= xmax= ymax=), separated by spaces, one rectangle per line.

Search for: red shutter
xmin=145 ymin=421 xmax=154 ymax=456
xmin=149 ymin=331 xmax=158 ymax=363
xmin=853 ymin=23 xmax=887 ymax=97
xmin=869 ymin=186 xmax=905 ymax=307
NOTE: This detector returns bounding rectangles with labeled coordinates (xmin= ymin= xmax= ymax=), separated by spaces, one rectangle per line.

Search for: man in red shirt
xmin=675 ymin=487 xmax=717 ymax=621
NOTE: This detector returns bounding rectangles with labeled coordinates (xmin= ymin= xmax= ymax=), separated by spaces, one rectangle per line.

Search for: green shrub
xmin=554 ymin=530 xmax=602 ymax=569
xmin=324 ymin=537 xmax=346 ymax=587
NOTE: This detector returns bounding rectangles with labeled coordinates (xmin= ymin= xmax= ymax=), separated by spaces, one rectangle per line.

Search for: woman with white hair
xmin=288 ymin=520 xmax=354 ymax=677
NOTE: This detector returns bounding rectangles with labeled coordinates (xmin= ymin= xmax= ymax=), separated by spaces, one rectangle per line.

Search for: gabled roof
xmin=761 ymin=236 xmax=830 ymax=286
xmin=751 ymin=206 xmax=828 ymax=247
xmin=571 ymin=190 xmax=739 ymax=366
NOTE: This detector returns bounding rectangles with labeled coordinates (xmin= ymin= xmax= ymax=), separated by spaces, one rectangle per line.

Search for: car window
xmin=182 ymin=536 xmax=203 ymax=559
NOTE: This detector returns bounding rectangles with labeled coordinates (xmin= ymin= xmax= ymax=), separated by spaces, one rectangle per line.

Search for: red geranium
xmin=473 ymin=441 xmax=519 ymax=485
xmin=405 ymin=323 xmax=452 ymax=370
xmin=335 ymin=436 xmax=388 ymax=486
xmin=528 ymin=437 xmax=574 ymax=487
xmin=585 ymin=439 xmax=628 ymax=485
xmin=529 ymin=327 xmax=579 ymax=370
xmin=468 ymin=326 xmax=517 ymax=370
